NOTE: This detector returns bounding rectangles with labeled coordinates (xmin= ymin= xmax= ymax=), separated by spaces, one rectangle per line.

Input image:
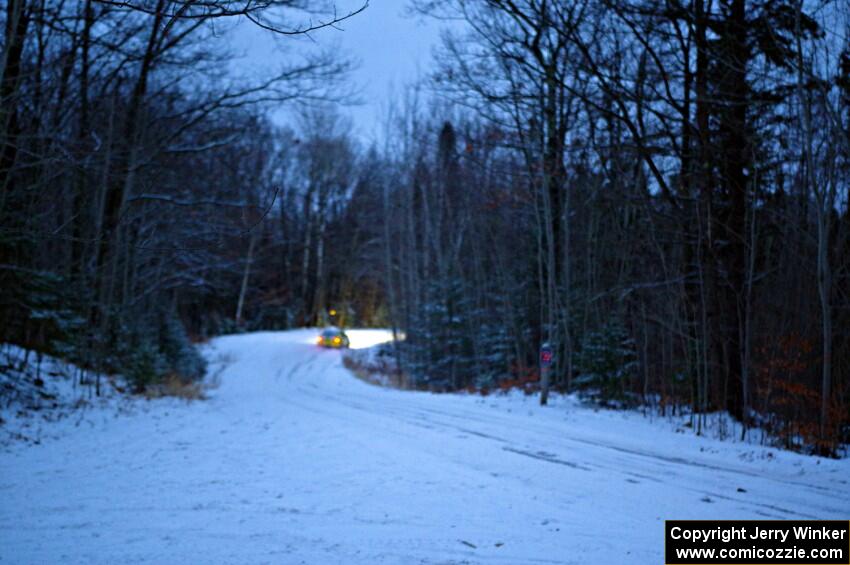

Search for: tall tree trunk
xmin=72 ymin=0 xmax=94 ymax=278
xmin=715 ymin=0 xmax=750 ymax=422
xmin=300 ymin=188 xmax=314 ymax=320
xmin=235 ymin=232 xmax=258 ymax=326
xmin=381 ymin=175 xmax=404 ymax=381
xmin=794 ymin=0 xmax=832 ymax=449
xmin=0 ymin=0 xmax=31 ymax=201
xmin=94 ymin=0 xmax=164 ymax=321
xmin=313 ymin=216 xmax=327 ymax=324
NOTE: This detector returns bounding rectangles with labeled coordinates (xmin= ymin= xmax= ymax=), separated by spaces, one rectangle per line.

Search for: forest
xmin=1 ymin=0 xmax=849 ymax=454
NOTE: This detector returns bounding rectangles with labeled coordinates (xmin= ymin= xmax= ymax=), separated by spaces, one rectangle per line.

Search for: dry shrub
xmin=463 ymin=364 xmax=539 ymax=396
xmin=143 ymin=374 xmax=208 ymax=401
xmin=342 ymin=353 xmax=408 ymax=389
xmin=498 ymin=364 xmax=540 ymax=395
xmin=754 ymin=333 xmax=847 ymax=455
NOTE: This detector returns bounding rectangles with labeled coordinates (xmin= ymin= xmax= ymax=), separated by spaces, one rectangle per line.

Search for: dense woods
xmin=0 ymin=0 xmax=362 ymax=392
xmin=2 ymin=0 xmax=849 ymax=454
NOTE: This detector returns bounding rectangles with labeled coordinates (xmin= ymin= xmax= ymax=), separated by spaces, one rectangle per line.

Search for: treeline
xmin=2 ymin=0 xmax=849 ymax=454
xmin=375 ymin=0 xmax=850 ymax=454
xmin=0 ymin=0 xmax=367 ymax=392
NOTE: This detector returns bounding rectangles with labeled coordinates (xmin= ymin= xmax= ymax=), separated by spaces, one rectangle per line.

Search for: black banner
xmin=665 ymin=520 xmax=850 ymax=564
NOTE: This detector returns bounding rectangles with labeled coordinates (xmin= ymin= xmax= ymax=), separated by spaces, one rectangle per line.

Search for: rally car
xmin=316 ymin=327 xmax=350 ymax=349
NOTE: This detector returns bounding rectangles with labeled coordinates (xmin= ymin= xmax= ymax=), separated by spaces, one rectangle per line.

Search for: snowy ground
xmin=0 ymin=344 xmax=139 ymax=446
xmin=1 ymin=329 xmax=848 ymax=564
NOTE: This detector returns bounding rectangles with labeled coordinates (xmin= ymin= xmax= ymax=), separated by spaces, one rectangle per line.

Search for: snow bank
xmin=0 ymin=341 xmax=227 ymax=448
xmin=0 ymin=344 xmax=131 ymax=446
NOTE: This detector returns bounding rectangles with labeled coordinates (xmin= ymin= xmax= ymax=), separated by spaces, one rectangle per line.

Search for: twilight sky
xmin=227 ymin=1 xmax=443 ymax=142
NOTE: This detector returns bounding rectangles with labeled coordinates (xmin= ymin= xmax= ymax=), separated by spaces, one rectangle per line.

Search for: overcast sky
xmin=227 ymin=1 xmax=442 ymax=142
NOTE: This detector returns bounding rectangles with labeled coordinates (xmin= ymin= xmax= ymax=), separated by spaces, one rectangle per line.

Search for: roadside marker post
xmin=540 ymin=342 xmax=553 ymax=406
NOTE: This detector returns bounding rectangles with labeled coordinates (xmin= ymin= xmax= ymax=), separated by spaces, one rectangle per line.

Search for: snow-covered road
xmin=2 ymin=330 xmax=848 ymax=564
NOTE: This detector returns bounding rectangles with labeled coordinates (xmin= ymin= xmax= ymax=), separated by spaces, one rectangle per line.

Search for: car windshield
xmin=321 ymin=329 xmax=341 ymax=338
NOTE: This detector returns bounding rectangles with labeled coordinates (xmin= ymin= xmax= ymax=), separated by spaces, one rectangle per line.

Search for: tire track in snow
xmin=283 ymin=362 xmax=848 ymax=520
xmin=313 ymin=383 xmax=849 ymax=503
